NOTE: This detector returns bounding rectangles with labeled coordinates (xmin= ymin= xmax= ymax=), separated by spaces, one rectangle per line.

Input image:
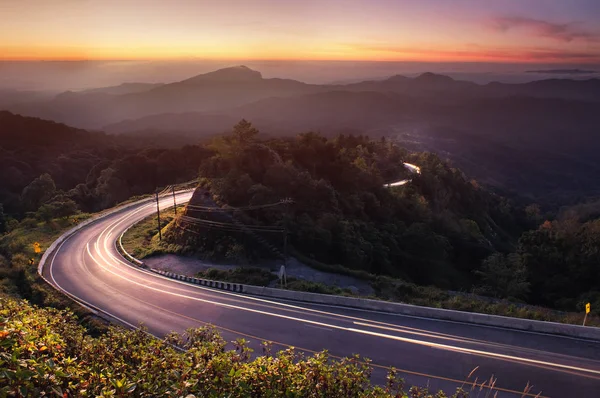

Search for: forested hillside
xmin=511 ymin=205 xmax=600 ymax=310
xmin=163 ymin=121 xmax=599 ymax=313
xmin=0 ymin=111 xmax=210 ymax=226
xmin=165 ymin=121 xmax=531 ymax=291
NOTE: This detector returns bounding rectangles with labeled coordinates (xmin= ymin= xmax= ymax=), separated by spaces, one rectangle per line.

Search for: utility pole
xmin=155 ymin=191 xmax=162 ymax=241
xmin=282 ymin=197 xmax=292 ymax=267
xmin=172 ymin=185 xmax=177 ymax=214
xmin=278 ymin=264 xmax=287 ymax=288
xmin=283 ymin=229 xmax=288 ymax=266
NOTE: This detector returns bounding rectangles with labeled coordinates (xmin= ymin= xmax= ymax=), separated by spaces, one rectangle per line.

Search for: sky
xmin=1 ymin=0 xmax=600 ymax=63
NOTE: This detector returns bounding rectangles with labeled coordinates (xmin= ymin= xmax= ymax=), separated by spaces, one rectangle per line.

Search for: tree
xmin=36 ymin=198 xmax=78 ymax=221
xmin=233 ymin=119 xmax=259 ymax=143
xmin=67 ymin=183 xmax=97 ymax=212
xmin=525 ymin=203 xmax=541 ymax=220
xmin=476 ymin=253 xmax=530 ymax=300
xmin=21 ymin=173 xmax=56 ymax=212
xmin=94 ymin=167 xmax=129 ymax=208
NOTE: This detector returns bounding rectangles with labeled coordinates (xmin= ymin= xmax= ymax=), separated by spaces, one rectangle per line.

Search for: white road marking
xmin=304 ymin=324 xmax=333 ymax=332
xmin=347 ymin=327 xmax=600 ymax=377
xmin=84 ymin=242 xmax=600 ymax=377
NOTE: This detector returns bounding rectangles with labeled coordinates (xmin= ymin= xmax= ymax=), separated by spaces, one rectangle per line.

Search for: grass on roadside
xmin=285 ymin=253 xmax=600 ymax=326
xmin=120 ymin=206 xmax=185 ymax=259
xmin=196 ymin=267 xmax=276 ymax=286
xmin=290 ymin=248 xmax=376 ymax=281
xmin=284 ymin=279 xmax=355 ymax=296
xmin=370 ymin=276 xmax=600 ymax=327
xmin=1 ymin=214 xmax=91 ymax=259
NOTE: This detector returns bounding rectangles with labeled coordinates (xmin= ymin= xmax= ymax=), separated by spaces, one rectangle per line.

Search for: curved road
xmin=386 ymin=162 xmax=422 ymax=187
xmin=43 ymin=192 xmax=600 ymax=397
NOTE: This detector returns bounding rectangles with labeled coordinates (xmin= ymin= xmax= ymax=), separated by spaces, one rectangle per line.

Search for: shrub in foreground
xmin=0 ymin=296 xmax=475 ymax=397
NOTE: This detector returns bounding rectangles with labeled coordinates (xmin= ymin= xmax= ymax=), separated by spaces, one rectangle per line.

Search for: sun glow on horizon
xmin=1 ymin=0 xmax=599 ymax=64
xmin=3 ymin=45 xmax=598 ymax=64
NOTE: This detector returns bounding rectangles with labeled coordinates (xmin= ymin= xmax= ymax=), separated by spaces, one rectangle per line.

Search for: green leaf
xmin=16 ymin=369 xmax=36 ymax=380
xmin=0 ymin=338 xmax=15 ymax=348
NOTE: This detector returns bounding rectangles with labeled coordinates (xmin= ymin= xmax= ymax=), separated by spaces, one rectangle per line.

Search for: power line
xmin=174 ymin=221 xmax=202 ymax=235
xmin=185 ymin=199 xmax=293 ymax=212
xmin=155 ymin=178 xmax=200 ymax=197
xmin=179 ymin=215 xmax=284 ymax=233
xmin=180 ymin=223 xmax=282 ymax=235
xmin=179 ymin=215 xmax=284 ymax=232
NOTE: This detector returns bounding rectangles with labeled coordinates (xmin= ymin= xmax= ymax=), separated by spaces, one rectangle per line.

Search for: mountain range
xmin=4 ymin=65 xmax=600 ymax=130
xmin=2 ymin=65 xmax=600 ymax=201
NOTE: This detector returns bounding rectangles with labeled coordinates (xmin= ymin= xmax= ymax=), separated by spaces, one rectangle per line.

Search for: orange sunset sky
xmin=1 ymin=0 xmax=599 ymax=63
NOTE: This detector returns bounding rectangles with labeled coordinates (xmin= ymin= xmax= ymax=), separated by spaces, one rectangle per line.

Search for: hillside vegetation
xmin=166 ymin=121 xmax=598 ymax=314
xmin=172 ymin=121 xmax=527 ymax=286
xmin=0 ymin=111 xmax=211 ymax=221
xmin=1 ymin=296 xmax=474 ymax=397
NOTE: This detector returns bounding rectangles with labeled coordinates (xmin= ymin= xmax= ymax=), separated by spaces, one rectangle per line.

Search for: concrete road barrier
xmin=151 ymin=269 xmax=244 ymax=293
xmin=142 ymin=261 xmax=600 ymax=340
xmin=242 ymin=285 xmax=600 ymax=340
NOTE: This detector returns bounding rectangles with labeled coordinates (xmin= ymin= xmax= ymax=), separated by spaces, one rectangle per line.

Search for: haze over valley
xmin=3 ymin=64 xmax=599 ymax=202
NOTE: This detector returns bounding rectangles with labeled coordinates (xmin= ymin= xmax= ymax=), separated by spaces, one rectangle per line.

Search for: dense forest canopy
xmin=0 ymin=111 xmax=211 ymax=220
xmin=166 ymin=121 xmax=599 ymax=312
xmin=187 ymin=121 xmax=526 ymax=287
xmin=1 ymin=113 xmax=598 ymax=313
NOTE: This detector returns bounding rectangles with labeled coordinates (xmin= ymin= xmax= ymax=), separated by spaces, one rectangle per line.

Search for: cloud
xmin=489 ymin=16 xmax=599 ymax=43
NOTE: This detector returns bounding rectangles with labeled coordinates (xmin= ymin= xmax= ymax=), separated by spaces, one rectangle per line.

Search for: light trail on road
xmin=42 ymin=191 xmax=600 ymax=397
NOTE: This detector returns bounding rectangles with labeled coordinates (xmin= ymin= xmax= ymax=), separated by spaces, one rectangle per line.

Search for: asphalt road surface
xmin=43 ymin=192 xmax=600 ymax=397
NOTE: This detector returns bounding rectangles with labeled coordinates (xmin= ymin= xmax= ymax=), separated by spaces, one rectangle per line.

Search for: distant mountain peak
xmin=384 ymin=74 xmax=410 ymax=83
xmin=56 ymin=90 xmax=75 ymax=98
xmin=183 ymin=65 xmax=263 ymax=84
xmin=414 ymin=72 xmax=454 ymax=82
